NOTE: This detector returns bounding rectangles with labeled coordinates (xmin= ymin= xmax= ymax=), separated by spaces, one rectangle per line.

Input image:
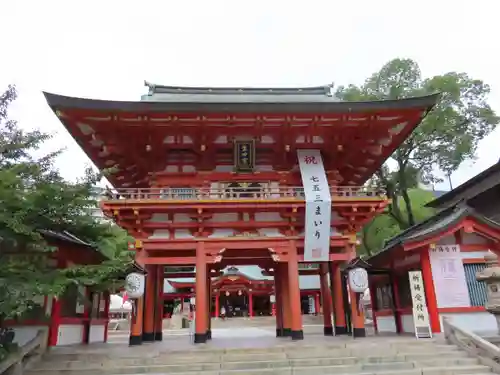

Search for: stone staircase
xmin=27 ymin=336 xmax=494 ymax=375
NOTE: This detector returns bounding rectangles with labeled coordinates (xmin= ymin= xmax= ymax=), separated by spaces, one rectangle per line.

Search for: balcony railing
xmin=101 ymin=186 xmax=385 ymax=202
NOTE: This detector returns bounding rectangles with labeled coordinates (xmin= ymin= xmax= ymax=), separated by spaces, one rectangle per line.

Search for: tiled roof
xmin=426 ymin=162 xmax=500 ymax=208
xmin=368 ymin=204 xmax=500 ymax=263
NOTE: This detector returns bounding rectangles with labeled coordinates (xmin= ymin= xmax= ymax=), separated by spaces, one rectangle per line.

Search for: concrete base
xmin=324 ymin=326 xmax=334 ymax=336
xmin=128 ymin=335 xmax=142 ymax=346
xmin=194 ymin=333 xmax=207 ymax=344
xmin=142 ymin=332 xmax=155 ymax=342
xmin=291 ymin=330 xmax=304 ymax=341
xmin=335 ymin=326 xmax=347 ymax=335
xmin=353 ymin=327 xmax=366 ymax=338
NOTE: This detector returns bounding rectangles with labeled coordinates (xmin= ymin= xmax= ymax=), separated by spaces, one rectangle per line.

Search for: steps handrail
xmin=442 ymin=317 xmax=500 ymax=372
xmin=0 ymin=328 xmax=48 ymax=374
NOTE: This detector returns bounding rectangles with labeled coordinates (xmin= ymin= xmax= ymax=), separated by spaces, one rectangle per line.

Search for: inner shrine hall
xmin=43 ymin=82 xmax=439 ymax=344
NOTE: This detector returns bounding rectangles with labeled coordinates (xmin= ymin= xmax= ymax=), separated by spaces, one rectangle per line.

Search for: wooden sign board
xmin=234 ymin=140 xmax=255 ymax=172
xmin=408 ymin=270 xmax=432 ymax=339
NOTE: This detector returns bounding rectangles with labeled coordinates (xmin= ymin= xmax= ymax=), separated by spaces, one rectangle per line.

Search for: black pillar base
xmin=291 ymin=330 xmax=304 ymax=341
xmin=276 ymin=328 xmax=284 ymax=337
xmin=142 ymin=332 xmax=155 ymax=342
xmin=324 ymin=326 xmax=334 ymax=336
xmin=282 ymin=328 xmax=292 ymax=337
xmin=353 ymin=327 xmax=366 ymax=338
xmin=129 ymin=335 xmax=142 ymax=346
xmin=154 ymin=331 xmax=163 ymax=341
xmin=194 ymin=333 xmax=207 ymax=344
xmin=206 ymin=330 xmax=212 ymax=340
xmin=335 ymin=326 xmax=347 ymax=335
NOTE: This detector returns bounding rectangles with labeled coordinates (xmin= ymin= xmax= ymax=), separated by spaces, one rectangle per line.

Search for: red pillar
xmin=275 ymin=266 xmax=284 ymax=337
xmin=287 ymin=242 xmax=304 ymax=340
xmin=368 ymin=278 xmax=379 ymax=334
xmin=320 ymin=263 xmax=333 ymax=335
xmin=331 ymin=262 xmax=347 ymax=335
xmin=215 ymin=293 xmax=220 ymax=318
xmin=391 ymin=270 xmax=402 ymax=334
xmin=349 ymin=287 xmax=366 ymax=338
xmin=421 ymin=247 xmax=441 ymax=333
xmin=103 ymin=291 xmax=110 ymax=343
xmin=129 ymin=296 xmax=144 ymax=346
xmin=249 ymin=292 xmax=254 ymax=318
xmin=143 ymin=265 xmax=156 ymax=342
xmin=48 ymin=259 xmax=65 ymax=347
xmin=314 ymin=293 xmax=320 ymax=316
xmin=206 ymin=272 xmax=212 ymax=340
xmin=155 ymin=265 xmax=164 ymax=341
xmin=280 ymin=262 xmax=292 ymax=337
xmin=194 ymin=242 xmax=208 ymax=343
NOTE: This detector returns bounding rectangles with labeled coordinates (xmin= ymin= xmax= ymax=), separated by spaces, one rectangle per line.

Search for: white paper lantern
xmin=124 ymin=273 xmax=145 ymax=299
xmin=348 ymin=268 xmax=369 ymax=293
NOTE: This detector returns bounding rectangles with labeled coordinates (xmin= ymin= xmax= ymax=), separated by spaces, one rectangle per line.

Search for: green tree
xmin=359 ymin=189 xmax=437 ymax=256
xmin=336 ymin=58 xmax=499 ymax=228
xmin=0 ymin=85 xmax=132 ymax=358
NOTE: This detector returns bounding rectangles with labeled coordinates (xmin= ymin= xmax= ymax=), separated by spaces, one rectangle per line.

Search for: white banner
xmin=297 ymin=150 xmax=332 ymax=262
xmin=408 ymin=271 xmax=432 ymax=339
xmin=429 ymin=245 xmax=471 ymax=308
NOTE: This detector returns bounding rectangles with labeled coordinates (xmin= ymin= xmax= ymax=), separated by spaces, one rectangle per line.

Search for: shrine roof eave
xmin=43 ymin=92 xmax=440 ymax=115
xmin=40 ymin=229 xmax=108 ymax=263
xmin=367 ymin=204 xmax=500 ymax=265
xmin=426 ymin=161 xmax=500 ymax=209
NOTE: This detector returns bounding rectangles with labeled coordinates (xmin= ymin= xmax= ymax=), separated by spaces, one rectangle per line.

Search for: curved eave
xmin=368 ymin=206 xmax=500 ymax=267
xmin=426 ymin=162 xmax=500 ymax=209
xmin=43 ymin=92 xmax=440 ymax=114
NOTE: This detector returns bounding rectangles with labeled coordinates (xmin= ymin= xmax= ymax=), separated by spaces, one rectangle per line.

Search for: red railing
xmin=101 ymin=186 xmax=385 ymax=201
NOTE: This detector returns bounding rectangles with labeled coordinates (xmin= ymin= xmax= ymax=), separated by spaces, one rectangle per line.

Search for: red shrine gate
xmin=44 ymin=83 xmax=439 ymax=344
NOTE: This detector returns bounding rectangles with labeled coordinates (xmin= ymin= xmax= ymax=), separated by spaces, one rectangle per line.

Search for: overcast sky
xmin=1 ymin=0 xmax=499 ymax=191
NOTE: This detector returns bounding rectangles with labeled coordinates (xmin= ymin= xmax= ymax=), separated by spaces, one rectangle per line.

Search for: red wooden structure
xmin=44 ymin=83 xmax=439 ymax=344
xmin=6 ymin=231 xmax=111 ymax=347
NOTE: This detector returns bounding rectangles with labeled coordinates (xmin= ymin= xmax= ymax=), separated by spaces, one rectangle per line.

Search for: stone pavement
xmin=107 ymin=321 xmax=326 ymax=343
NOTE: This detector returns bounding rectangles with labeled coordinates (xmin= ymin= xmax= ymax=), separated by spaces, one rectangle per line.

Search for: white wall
xmin=57 ymin=324 xmax=84 ymax=346
xmin=88 ymin=324 xmax=106 ymax=343
xmin=376 ymin=315 xmax=397 ymax=333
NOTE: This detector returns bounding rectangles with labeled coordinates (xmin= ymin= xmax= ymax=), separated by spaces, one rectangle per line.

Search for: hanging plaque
xmin=234 ymin=140 xmax=255 ymax=172
xmin=297 ymin=149 xmax=332 ymax=262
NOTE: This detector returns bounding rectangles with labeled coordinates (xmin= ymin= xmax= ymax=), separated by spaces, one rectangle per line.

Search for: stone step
xmin=43 ymin=344 xmax=460 ymax=363
xmin=37 ymin=348 xmax=466 ymax=369
xmin=26 ymin=364 xmax=492 ymax=375
xmin=45 ymin=338 xmax=443 ymax=356
xmin=27 ymin=356 xmax=481 ymax=374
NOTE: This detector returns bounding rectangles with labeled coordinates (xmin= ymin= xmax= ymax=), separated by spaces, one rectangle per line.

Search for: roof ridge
xmin=144 ymin=81 xmax=333 ymax=96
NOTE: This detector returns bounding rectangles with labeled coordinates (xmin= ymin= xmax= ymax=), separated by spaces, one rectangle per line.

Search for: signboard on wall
xmin=408 ymin=271 xmax=432 ymax=339
xmin=429 ymin=245 xmax=471 ymax=308
xmin=297 ymin=150 xmax=332 ymax=262
xmin=233 ymin=140 xmax=255 ymax=172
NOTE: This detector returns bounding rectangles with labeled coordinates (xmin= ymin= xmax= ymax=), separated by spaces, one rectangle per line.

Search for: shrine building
xmin=367 ymin=160 xmax=500 ymax=336
xmin=162 ymin=265 xmax=324 ymax=318
xmin=6 ymin=231 xmax=112 ymax=348
xmin=44 ymin=82 xmax=439 ymax=344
